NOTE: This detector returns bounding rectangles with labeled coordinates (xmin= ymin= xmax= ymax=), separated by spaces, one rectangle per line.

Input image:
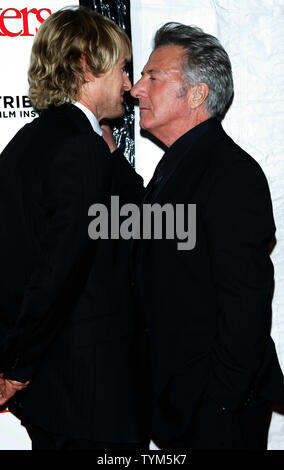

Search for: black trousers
xmin=26 ymin=424 xmax=149 ymax=451
xmin=168 ymin=397 xmax=272 ymax=450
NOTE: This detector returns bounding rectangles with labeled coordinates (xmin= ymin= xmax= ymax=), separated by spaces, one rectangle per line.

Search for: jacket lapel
xmin=152 ymin=121 xmax=224 ymax=205
xmin=130 ymin=120 xmax=226 ymax=263
xmin=145 ymin=119 xmax=224 ymax=205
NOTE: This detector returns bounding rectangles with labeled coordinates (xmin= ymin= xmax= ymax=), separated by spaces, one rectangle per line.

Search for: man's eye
xmin=149 ymin=77 xmax=156 ymax=81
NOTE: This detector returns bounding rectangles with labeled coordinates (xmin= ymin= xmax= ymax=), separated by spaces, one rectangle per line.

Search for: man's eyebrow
xmin=141 ymin=68 xmax=160 ymax=76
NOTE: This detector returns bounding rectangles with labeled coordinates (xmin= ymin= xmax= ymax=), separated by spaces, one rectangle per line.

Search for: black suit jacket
xmin=0 ymin=103 xmax=146 ymax=442
xmin=132 ymin=118 xmax=284 ymax=443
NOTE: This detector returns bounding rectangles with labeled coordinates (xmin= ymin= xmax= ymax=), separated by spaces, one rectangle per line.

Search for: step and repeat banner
xmin=0 ymin=0 xmax=283 ymax=451
xmin=0 ymin=1 xmax=72 ymax=153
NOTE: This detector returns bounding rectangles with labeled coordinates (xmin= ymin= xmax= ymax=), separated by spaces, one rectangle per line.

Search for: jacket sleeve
xmin=204 ymin=159 xmax=276 ymax=410
xmin=1 ymin=135 xmax=110 ymax=382
xmin=111 ymin=148 xmax=145 ymax=205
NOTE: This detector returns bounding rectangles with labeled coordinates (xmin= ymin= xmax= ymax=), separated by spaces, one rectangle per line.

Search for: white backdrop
xmin=0 ymin=0 xmax=283 ymax=451
xmin=0 ymin=1 xmax=72 ymax=151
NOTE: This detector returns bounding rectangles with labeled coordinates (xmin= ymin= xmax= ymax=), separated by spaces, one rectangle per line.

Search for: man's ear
xmin=188 ymin=83 xmax=209 ymax=109
xmin=80 ymin=54 xmax=94 ymax=83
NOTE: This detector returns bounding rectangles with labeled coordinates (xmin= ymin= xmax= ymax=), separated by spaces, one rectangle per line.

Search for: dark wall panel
xmin=80 ymin=0 xmax=135 ymax=166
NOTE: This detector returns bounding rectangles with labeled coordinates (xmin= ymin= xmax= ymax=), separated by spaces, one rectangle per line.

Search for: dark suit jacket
xmin=132 ymin=118 xmax=284 ymax=443
xmin=0 ymin=103 xmax=146 ymax=442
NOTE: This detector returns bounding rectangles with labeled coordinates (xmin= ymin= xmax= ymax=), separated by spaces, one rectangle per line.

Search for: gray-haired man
xmin=131 ymin=22 xmax=284 ymax=450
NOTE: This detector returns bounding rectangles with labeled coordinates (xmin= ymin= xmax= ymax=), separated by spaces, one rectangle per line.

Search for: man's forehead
xmin=119 ymin=40 xmax=131 ymax=64
xmin=117 ymin=54 xmax=128 ymax=68
xmin=143 ymin=45 xmax=185 ymax=74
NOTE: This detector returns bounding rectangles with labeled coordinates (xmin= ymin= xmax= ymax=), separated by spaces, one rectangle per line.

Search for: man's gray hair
xmin=154 ymin=22 xmax=234 ymax=119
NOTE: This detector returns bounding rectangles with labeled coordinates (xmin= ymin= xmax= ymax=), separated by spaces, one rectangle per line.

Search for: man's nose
xmin=130 ymin=78 xmax=143 ymax=98
xmin=123 ymin=72 xmax=132 ymax=91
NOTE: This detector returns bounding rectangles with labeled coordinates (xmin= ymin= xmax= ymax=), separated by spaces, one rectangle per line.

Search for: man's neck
xmin=74 ymin=101 xmax=102 ymax=136
xmin=152 ymin=111 xmax=210 ymax=148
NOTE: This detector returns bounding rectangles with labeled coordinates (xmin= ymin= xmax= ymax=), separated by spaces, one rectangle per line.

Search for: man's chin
xmin=107 ymin=105 xmax=125 ymax=120
xmin=139 ymin=119 xmax=150 ymax=132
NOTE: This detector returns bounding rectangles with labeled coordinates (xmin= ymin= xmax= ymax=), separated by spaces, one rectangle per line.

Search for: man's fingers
xmin=0 ymin=377 xmax=29 ymax=405
xmin=6 ymin=380 xmax=30 ymax=390
xmin=0 ymin=379 xmax=6 ymax=401
xmin=0 ymin=382 xmax=17 ymax=405
xmin=0 ymin=397 xmax=9 ymax=406
xmin=0 ymin=393 xmax=10 ymax=406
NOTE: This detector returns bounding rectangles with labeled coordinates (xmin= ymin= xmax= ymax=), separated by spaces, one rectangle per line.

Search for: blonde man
xmin=0 ymin=6 xmax=146 ymax=450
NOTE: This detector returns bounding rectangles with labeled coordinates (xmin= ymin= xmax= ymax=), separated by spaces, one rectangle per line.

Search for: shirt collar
xmin=73 ymin=101 xmax=102 ymax=136
xmin=156 ymin=118 xmax=218 ymax=178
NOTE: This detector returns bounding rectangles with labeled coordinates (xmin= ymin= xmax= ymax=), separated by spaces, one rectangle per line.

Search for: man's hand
xmin=6 ymin=379 xmax=30 ymax=391
xmin=100 ymin=122 xmax=118 ymax=153
xmin=0 ymin=373 xmax=6 ymax=405
xmin=0 ymin=374 xmax=30 ymax=406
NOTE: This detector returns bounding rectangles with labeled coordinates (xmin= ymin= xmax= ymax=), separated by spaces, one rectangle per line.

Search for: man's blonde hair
xmin=28 ymin=6 xmax=131 ymax=110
